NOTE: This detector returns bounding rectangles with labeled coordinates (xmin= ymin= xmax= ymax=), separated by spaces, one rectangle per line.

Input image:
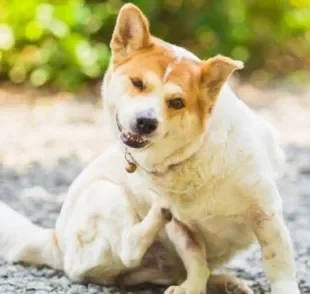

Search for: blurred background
xmin=0 ymin=0 xmax=309 ymax=90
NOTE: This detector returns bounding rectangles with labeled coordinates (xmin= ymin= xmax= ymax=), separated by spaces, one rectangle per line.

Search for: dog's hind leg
xmin=0 ymin=202 xmax=63 ymax=270
xmin=119 ymin=205 xmax=172 ymax=268
xmin=207 ymin=275 xmax=253 ymax=294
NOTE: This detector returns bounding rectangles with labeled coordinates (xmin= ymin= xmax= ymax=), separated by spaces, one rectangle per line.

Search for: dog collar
xmin=124 ymin=149 xmax=137 ymax=173
xmin=123 ymin=138 xmax=203 ymax=175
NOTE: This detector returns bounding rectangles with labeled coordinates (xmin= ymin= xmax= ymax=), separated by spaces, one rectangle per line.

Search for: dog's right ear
xmin=198 ymin=55 xmax=243 ymax=119
xmin=201 ymin=55 xmax=243 ymax=101
xmin=110 ymin=4 xmax=152 ymax=64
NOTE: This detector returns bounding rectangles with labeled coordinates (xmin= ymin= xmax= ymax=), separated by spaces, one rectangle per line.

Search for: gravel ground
xmin=0 ymin=86 xmax=309 ymax=293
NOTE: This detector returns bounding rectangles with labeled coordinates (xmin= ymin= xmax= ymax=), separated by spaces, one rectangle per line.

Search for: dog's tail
xmin=0 ymin=201 xmax=63 ymax=270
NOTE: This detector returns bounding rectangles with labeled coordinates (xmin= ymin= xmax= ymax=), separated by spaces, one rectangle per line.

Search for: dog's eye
xmin=130 ymin=78 xmax=144 ymax=90
xmin=168 ymin=98 xmax=185 ymax=109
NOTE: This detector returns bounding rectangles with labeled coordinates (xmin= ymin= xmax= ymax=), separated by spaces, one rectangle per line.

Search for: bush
xmin=0 ymin=0 xmax=309 ymax=90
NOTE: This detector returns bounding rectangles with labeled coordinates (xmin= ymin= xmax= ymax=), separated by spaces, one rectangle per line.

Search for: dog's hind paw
xmin=225 ymin=281 xmax=253 ymax=294
xmin=207 ymin=275 xmax=253 ymax=294
xmin=164 ymin=283 xmax=206 ymax=294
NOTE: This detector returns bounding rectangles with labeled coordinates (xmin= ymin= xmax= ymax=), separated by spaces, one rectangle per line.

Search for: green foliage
xmin=0 ymin=0 xmax=309 ymax=90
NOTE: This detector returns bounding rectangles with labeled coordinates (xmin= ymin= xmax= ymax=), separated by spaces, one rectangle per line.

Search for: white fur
xmin=102 ymin=44 xmax=297 ymax=293
xmin=0 ymin=42 xmax=298 ymax=294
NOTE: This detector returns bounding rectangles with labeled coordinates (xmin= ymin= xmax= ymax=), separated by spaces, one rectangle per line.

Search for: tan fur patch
xmin=110 ymin=4 xmax=152 ymax=63
xmin=113 ymin=40 xmax=212 ymax=129
xmin=51 ymin=231 xmax=59 ymax=248
xmin=264 ymin=250 xmax=277 ymax=260
xmin=76 ymin=214 xmax=101 ymax=247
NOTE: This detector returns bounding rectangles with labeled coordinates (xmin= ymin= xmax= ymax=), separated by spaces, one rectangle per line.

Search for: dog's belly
xmin=129 ymin=190 xmax=255 ymax=271
xmin=170 ymin=190 xmax=257 ymax=269
xmin=198 ymin=215 xmax=256 ymax=269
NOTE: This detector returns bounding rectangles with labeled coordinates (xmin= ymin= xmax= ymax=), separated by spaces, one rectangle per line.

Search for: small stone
xmin=300 ymin=167 xmax=310 ymax=175
xmin=66 ymin=284 xmax=88 ymax=294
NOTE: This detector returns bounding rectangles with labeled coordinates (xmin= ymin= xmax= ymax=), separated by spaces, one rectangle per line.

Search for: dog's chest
xmin=136 ymin=159 xmax=241 ymax=221
xmin=129 ymin=159 xmax=255 ymax=264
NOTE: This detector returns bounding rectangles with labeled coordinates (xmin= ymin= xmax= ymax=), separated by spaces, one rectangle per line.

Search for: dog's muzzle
xmin=116 ymin=114 xmax=149 ymax=149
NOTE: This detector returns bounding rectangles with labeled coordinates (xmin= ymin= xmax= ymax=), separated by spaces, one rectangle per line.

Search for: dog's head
xmin=103 ymin=4 xmax=243 ymax=172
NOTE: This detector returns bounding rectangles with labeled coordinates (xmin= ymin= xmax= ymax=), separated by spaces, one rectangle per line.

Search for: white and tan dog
xmin=0 ymin=4 xmax=300 ymax=294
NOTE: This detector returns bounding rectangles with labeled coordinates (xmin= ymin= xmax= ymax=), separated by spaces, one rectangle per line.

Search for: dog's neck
xmin=126 ymin=131 xmax=206 ymax=175
xmin=125 ymin=84 xmax=237 ymax=176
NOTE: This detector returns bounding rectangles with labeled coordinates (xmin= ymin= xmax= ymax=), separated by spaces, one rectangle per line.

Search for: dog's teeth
xmin=122 ymin=131 xmax=146 ymax=145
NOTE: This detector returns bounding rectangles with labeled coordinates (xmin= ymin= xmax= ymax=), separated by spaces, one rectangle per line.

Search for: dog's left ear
xmin=201 ymin=55 xmax=243 ymax=103
xmin=110 ymin=4 xmax=152 ymax=64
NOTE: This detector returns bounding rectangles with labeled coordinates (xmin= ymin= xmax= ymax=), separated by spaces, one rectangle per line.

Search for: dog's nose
xmin=136 ymin=115 xmax=158 ymax=134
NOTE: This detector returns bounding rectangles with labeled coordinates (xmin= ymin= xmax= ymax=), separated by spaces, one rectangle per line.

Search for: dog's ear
xmin=201 ymin=55 xmax=243 ymax=102
xmin=110 ymin=4 xmax=152 ymax=63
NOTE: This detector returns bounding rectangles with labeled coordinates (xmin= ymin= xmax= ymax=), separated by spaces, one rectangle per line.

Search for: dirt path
xmin=0 ymin=86 xmax=309 ymax=293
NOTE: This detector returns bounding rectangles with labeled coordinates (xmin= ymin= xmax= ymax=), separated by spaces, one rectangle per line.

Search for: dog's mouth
xmin=116 ymin=115 xmax=149 ymax=149
xmin=120 ymin=130 xmax=149 ymax=149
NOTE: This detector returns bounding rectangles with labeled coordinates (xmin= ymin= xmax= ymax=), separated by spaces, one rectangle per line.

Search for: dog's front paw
xmin=151 ymin=203 xmax=173 ymax=224
xmin=164 ymin=285 xmax=206 ymax=294
xmin=271 ymin=281 xmax=300 ymax=294
xmin=161 ymin=207 xmax=173 ymax=223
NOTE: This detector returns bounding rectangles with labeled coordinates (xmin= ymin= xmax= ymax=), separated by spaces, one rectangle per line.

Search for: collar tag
xmin=125 ymin=150 xmax=137 ymax=173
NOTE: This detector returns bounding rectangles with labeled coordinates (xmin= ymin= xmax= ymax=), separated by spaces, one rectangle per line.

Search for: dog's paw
xmin=119 ymin=246 xmax=141 ymax=268
xmin=164 ymin=285 xmax=206 ymax=294
xmin=64 ymin=256 xmax=84 ymax=282
xmin=208 ymin=275 xmax=253 ymax=294
xmin=161 ymin=207 xmax=173 ymax=223
xmin=224 ymin=281 xmax=253 ymax=294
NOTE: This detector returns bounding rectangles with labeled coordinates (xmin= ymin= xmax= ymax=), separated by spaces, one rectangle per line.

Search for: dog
xmin=0 ymin=3 xmax=300 ymax=294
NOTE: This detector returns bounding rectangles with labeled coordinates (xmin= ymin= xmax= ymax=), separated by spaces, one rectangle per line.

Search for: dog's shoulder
xmin=186 ymin=85 xmax=284 ymax=203
xmin=206 ymin=84 xmax=283 ymax=172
